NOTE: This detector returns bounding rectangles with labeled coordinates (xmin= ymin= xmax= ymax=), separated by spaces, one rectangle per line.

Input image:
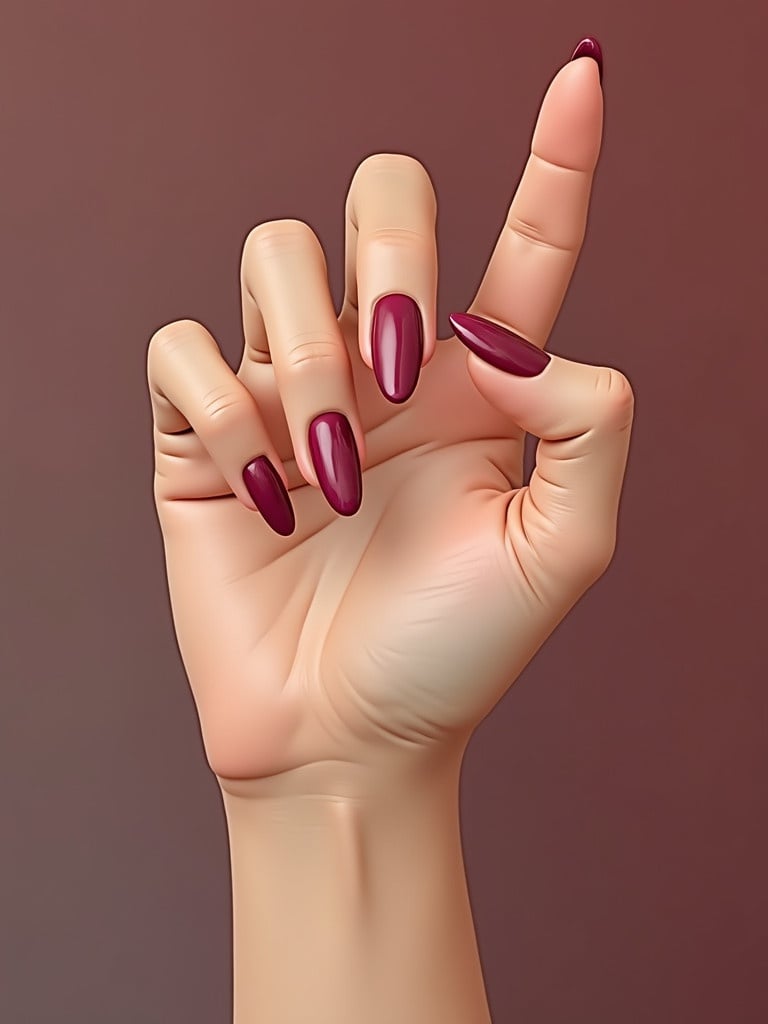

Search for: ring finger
xmin=340 ymin=152 xmax=438 ymax=403
xmin=238 ymin=218 xmax=367 ymax=516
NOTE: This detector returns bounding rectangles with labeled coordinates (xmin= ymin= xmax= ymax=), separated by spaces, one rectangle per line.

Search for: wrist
xmin=218 ymin=749 xmax=492 ymax=1024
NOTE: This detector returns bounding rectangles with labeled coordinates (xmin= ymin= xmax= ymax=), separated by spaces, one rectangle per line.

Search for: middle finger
xmin=340 ymin=152 xmax=438 ymax=403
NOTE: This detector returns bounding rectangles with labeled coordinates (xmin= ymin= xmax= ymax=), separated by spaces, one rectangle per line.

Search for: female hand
xmin=147 ymin=42 xmax=633 ymax=794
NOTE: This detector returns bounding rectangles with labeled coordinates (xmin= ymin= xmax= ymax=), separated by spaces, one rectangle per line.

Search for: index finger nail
xmin=569 ymin=37 xmax=603 ymax=83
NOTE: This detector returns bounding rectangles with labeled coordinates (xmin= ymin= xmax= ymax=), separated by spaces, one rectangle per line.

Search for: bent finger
xmin=147 ymin=318 xmax=296 ymax=535
xmin=451 ymin=312 xmax=634 ymax=598
xmin=341 ymin=152 xmax=438 ymax=402
xmin=239 ymin=219 xmax=365 ymax=516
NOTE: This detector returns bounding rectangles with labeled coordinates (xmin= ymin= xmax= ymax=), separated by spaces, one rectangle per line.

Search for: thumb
xmin=450 ymin=312 xmax=635 ymax=596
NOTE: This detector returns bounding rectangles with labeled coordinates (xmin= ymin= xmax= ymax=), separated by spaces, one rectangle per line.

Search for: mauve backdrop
xmin=2 ymin=1 xmax=766 ymax=1021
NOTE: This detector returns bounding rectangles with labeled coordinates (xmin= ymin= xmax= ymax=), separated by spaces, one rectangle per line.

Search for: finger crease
xmin=506 ymin=221 xmax=575 ymax=254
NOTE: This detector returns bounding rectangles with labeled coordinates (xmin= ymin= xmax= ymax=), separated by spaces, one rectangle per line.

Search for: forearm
xmin=218 ymin=753 xmax=493 ymax=1024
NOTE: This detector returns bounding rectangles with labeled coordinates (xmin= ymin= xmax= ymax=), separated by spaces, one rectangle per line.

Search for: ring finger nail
xmin=371 ymin=293 xmax=424 ymax=403
xmin=307 ymin=411 xmax=362 ymax=516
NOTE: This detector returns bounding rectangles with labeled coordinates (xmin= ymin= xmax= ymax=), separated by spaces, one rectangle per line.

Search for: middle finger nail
xmin=307 ymin=411 xmax=362 ymax=516
xmin=371 ymin=293 xmax=424 ymax=403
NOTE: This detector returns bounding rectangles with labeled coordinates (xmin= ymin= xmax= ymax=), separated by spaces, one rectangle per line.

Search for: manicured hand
xmin=147 ymin=39 xmax=633 ymax=788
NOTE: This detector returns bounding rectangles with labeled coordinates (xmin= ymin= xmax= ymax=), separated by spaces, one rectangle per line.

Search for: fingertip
xmin=532 ymin=49 xmax=604 ymax=171
xmin=241 ymin=454 xmax=297 ymax=536
xmin=569 ymin=37 xmax=603 ymax=84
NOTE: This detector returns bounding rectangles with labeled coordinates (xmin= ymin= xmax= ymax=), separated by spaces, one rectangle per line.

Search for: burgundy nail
xmin=448 ymin=312 xmax=551 ymax=377
xmin=242 ymin=456 xmax=296 ymax=536
xmin=307 ymin=411 xmax=362 ymax=516
xmin=569 ymin=36 xmax=603 ymax=83
xmin=371 ymin=293 xmax=424 ymax=403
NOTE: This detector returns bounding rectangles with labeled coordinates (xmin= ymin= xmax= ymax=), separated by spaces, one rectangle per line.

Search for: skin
xmin=146 ymin=53 xmax=634 ymax=1024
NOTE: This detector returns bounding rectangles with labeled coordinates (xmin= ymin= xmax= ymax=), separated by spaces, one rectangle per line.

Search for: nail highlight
xmin=569 ymin=36 xmax=603 ymax=83
xmin=449 ymin=312 xmax=551 ymax=377
xmin=371 ymin=293 xmax=424 ymax=403
xmin=242 ymin=456 xmax=296 ymax=536
xmin=307 ymin=411 xmax=362 ymax=516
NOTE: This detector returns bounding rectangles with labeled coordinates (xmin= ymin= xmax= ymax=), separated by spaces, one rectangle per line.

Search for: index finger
xmin=465 ymin=42 xmax=604 ymax=347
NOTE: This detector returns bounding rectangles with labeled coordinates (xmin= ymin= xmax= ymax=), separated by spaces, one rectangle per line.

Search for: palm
xmin=156 ymin=318 xmax=538 ymax=779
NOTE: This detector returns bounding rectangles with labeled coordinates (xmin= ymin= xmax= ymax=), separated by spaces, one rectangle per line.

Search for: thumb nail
xmin=449 ymin=312 xmax=551 ymax=377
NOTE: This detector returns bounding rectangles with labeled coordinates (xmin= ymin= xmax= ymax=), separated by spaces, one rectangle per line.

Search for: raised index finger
xmin=465 ymin=42 xmax=604 ymax=347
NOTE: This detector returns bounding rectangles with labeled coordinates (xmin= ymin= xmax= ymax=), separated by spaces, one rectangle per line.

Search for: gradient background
xmin=2 ymin=1 xmax=766 ymax=1021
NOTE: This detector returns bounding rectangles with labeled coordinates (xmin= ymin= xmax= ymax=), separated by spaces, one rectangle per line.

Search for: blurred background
xmin=2 ymin=1 xmax=766 ymax=1020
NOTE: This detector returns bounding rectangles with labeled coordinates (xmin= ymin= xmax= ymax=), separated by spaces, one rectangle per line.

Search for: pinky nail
xmin=242 ymin=456 xmax=296 ymax=536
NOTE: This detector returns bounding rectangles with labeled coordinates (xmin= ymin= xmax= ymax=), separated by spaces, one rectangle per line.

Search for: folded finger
xmin=238 ymin=219 xmax=365 ymax=516
xmin=147 ymin=318 xmax=296 ymax=535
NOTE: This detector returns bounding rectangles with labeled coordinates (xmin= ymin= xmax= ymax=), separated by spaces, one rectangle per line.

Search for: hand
xmin=146 ymin=44 xmax=633 ymax=792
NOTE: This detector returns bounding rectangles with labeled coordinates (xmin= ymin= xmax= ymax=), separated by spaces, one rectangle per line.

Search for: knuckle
xmin=584 ymin=536 xmax=617 ymax=578
xmin=147 ymin=319 xmax=206 ymax=365
xmin=283 ymin=331 xmax=343 ymax=370
xmin=244 ymin=218 xmax=319 ymax=258
xmin=566 ymin=529 xmax=617 ymax=583
xmin=506 ymin=214 xmax=574 ymax=253
xmin=350 ymin=153 xmax=437 ymax=216
xmin=592 ymin=367 xmax=636 ymax=429
xmin=368 ymin=225 xmax=431 ymax=248
xmin=200 ymin=383 xmax=247 ymax=429
xmin=356 ymin=151 xmax=429 ymax=178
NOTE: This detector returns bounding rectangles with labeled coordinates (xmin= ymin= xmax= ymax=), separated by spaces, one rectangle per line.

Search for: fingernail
xmin=569 ymin=36 xmax=603 ymax=83
xmin=242 ymin=456 xmax=296 ymax=536
xmin=307 ymin=411 xmax=362 ymax=516
xmin=448 ymin=312 xmax=551 ymax=377
xmin=371 ymin=293 xmax=423 ymax=403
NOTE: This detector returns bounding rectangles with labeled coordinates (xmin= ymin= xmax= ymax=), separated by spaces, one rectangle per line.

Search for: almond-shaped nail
xmin=449 ymin=312 xmax=551 ymax=377
xmin=242 ymin=456 xmax=296 ymax=535
xmin=569 ymin=36 xmax=603 ymax=83
xmin=307 ymin=411 xmax=362 ymax=516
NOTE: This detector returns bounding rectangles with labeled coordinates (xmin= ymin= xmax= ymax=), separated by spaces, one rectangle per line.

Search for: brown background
xmin=2 ymin=1 xmax=766 ymax=1021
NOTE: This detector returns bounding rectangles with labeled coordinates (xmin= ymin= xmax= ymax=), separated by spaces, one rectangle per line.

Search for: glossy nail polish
xmin=242 ymin=456 xmax=296 ymax=536
xmin=307 ymin=411 xmax=362 ymax=516
xmin=569 ymin=36 xmax=603 ymax=83
xmin=371 ymin=293 xmax=423 ymax=403
xmin=449 ymin=312 xmax=551 ymax=377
